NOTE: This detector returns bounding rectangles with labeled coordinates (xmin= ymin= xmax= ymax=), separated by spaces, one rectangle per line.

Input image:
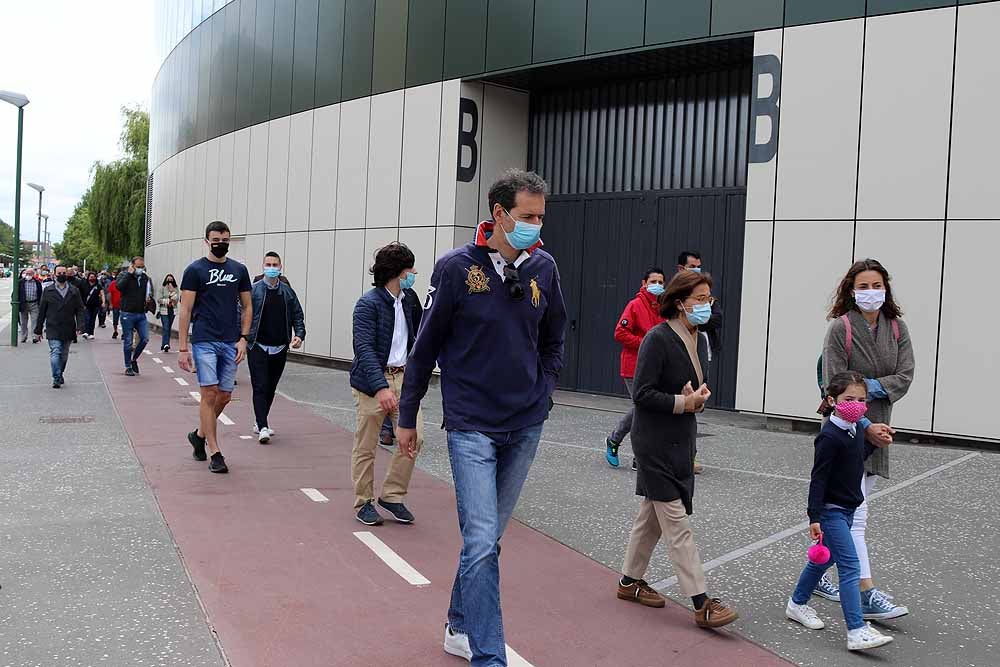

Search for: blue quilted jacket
xmin=349 ymin=287 xmax=423 ymax=397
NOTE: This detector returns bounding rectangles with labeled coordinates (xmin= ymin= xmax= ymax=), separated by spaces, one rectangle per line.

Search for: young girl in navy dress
xmin=785 ymin=371 xmax=896 ymax=652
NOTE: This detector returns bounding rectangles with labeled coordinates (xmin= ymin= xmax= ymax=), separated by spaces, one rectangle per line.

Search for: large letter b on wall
xmin=750 ymin=54 xmax=781 ymax=164
xmin=457 ymin=97 xmax=479 ymax=183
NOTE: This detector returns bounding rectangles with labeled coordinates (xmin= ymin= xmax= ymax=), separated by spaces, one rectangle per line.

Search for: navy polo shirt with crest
xmin=398 ymin=222 xmax=568 ymax=433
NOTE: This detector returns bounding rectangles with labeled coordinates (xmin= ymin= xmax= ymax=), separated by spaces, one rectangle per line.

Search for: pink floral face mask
xmin=834 ymin=400 xmax=868 ymax=423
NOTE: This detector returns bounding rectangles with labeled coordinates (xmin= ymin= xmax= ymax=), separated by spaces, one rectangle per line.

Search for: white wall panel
xmin=948 ymin=2 xmax=1000 ymax=220
xmin=857 ymin=8 xmax=955 ymax=220
xmin=286 ymin=110 xmax=314 ymax=232
xmin=230 ymin=128 xmax=251 ymax=236
xmin=177 ymin=151 xmax=191 ymax=240
xmin=304 ymin=230 xmax=334 ymax=356
xmin=398 ymin=227 xmax=437 ymax=305
xmin=455 ymin=82 xmax=484 ymax=228
xmin=204 ymin=137 xmax=221 ymax=222
xmin=935 ymin=220 xmax=1000 ymax=438
xmin=434 ymin=227 xmax=459 ymax=263
xmin=282 ymin=231 xmax=308 ymax=300
xmin=243 ymin=234 xmax=265 ymax=280
xmin=775 ymin=20 xmax=863 ymax=221
xmin=400 ymin=83 xmax=442 ymax=227
xmin=217 ymin=132 xmax=235 ymax=224
xmin=265 ymin=116 xmax=291 ymax=234
xmin=746 ymin=29 xmax=783 ymax=222
xmin=263 ymin=233 xmax=286 ymax=267
xmin=477 ymin=84 xmax=530 ymax=222
xmin=362 ymin=229 xmax=400 ymax=289
xmin=246 ymin=123 xmax=270 ymax=236
xmin=191 ymin=143 xmax=207 ymax=240
xmin=310 ymin=104 xmax=340 ymax=230
xmin=331 ymin=229 xmax=365 ymax=360
xmin=735 ymin=219 xmax=773 ymax=412
xmin=437 ymin=79 xmax=461 ymax=228
xmin=366 ymin=91 xmax=404 ymax=229
xmin=336 ymin=98 xmax=371 ymax=230
xmin=854 ymin=220 xmax=942 ymax=432
xmin=763 ymin=220 xmax=854 ymax=418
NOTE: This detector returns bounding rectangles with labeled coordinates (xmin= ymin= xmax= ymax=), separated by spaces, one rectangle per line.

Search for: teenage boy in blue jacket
xmin=396 ymin=169 xmax=567 ymax=667
xmin=349 ymin=242 xmax=424 ymax=526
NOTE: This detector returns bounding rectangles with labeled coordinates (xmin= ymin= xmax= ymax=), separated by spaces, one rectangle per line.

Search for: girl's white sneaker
xmin=786 ymin=598 xmax=825 ymax=629
xmin=847 ymin=623 xmax=894 ymax=651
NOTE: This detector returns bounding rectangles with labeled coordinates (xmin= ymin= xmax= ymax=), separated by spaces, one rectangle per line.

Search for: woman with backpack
xmin=816 ymin=259 xmax=914 ymax=620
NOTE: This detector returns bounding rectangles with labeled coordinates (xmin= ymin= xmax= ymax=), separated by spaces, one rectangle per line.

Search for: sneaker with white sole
xmin=252 ymin=423 xmax=260 ymax=434
xmin=258 ymin=427 xmax=272 ymax=444
xmin=785 ymin=598 xmax=825 ymax=630
xmin=443 ymin=623 xmax=472 ymax=661
xmin=814 ymin=573 xmax=841 ymax=602
xmin=847 ymin=623 xmax=893 ymax=651
xmin=862 ymin=588 xmax=909 ymax=620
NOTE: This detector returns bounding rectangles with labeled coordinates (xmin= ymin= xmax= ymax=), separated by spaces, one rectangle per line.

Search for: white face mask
xmin=854 ymin=289 xmax=886 ymax=313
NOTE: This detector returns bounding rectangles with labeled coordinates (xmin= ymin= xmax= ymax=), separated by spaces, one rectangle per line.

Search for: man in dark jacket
xmin=247 ymin=251 xmax=306 ymax=443
xmin=116 ymin=256 xmax=152 ymax=376
xmin=396 ymin=170 xmax=567 ymax=666
xmin=35 ymin=265 xmax=85 ymax=388
xmin=349 ymin=242 xmax=424 ymax=527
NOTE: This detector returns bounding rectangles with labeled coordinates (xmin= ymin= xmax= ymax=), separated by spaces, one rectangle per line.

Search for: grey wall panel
xmin=235 ymin=0 xmax=258 ymax=130
xmin=485 ymin=0 xmax=534 ymax=72
xmin=342 ymin=0 xmax=375 ymax=100
xmin=208 ymin=10 xmax=226 ymax=138
xmin=220 ymin=2 xmax=240 ymax=135
xmin=251 ymin=0 xmax=275 ymax=126
xmin=645 ymin=0 xmax=711 ymax=45
xmin=529 ymin=66 xmax=751 ymax=195
xmin=405 ymin=0 xmax=446 ymax=87
xmin=443 ymin=0 xmax=487 ymax=79
xmin=785 ymin=0 xmax=865 ymax=25
xmin=586 ymin=0 xmax=644 ymax=54
xmin=868 ymin=0 xmax=957 ymax=15
xmin=373 ymin=0 xmax=409 ymax=94
xmin=533 ymin=0 xmax=586 ymax=63
xmin=291 ymin=0 xmax=319 ymax=114
xmin=315 ymin=0 xmax=345 ymax=107
xmin=712 ymin=0 xmax=785 ymax=35
xmin=197 ymin=18 xmax=213 ymax=143
xmin=270 ymin=0 xmax=295 ymax=119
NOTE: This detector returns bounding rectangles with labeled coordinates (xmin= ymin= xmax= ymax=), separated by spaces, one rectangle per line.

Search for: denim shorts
xmin=192 ymin=341 xmax=238 ymax=393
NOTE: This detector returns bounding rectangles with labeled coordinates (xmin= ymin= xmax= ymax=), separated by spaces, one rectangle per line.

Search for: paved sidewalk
xmin=0 ymin=302 xmax=224 ymax=666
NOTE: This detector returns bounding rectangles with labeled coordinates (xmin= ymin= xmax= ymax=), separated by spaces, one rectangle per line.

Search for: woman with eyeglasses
xmin=615 ymin=269 xmax=738 ymax=629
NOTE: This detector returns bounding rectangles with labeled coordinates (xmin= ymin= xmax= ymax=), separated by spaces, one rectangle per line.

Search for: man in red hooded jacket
xmin=605 ymin=267 xmax=666 ymax=469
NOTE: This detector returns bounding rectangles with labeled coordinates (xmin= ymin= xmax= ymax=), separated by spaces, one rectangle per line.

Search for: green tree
xmin=88 ymin=106 xmax=149 ymax=257
xmin=52 ymin=195 xmax=123 ymax=269
xmin=0 ymin=219 xmax=32 ymax=263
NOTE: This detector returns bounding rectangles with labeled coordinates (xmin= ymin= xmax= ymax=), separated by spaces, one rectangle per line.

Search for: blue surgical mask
xmin=263 ymin=267 xmax=282 ymax=279
xmin=501 ymin=208 xmax=542 ymax=250
xmin=135 ymin=267 xmax=145 ymax=276
xmin=400 ymin=272 xmax=416 ymax=290
xmin=686 ymin=303 xmax=712 ymax=326
xmin=688 ymin=267 xmax=702 ymax=273
xmin=646 ymin=283 xmax=665 ymax=296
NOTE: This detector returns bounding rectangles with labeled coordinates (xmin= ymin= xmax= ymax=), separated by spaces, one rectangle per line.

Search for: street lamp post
xmin=27 ymin=182 xmax=44 ymax=267
xmin=41 ymin=214 xmax=49 ymax=265
xmin=1 ymin=90 xmax=30 ymax=347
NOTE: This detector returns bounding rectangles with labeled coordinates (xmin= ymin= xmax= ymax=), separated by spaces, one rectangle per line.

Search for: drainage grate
xmin=40 ymin=416 xmax=95 ymax=424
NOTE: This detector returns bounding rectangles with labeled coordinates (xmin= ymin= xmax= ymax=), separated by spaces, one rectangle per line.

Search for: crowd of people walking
xmin=10 ymin=168 xmax=915 ymax=666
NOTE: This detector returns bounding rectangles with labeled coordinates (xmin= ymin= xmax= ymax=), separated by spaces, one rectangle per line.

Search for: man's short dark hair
xmin=265 ymin=251 xmax=281 ymax=262
xmin=643 ymin=267 xmax=665 ymax=281
xmin=487 ymin=169 xmax=549 ymax=215
xmin=677 ymin=250 xmax=701 ymax=266
xmin=205 ymin=220 xmax=231 ymax=239
xmin=132 ymin=255 xmax=144 ymax=263
xmin=370 ymin=242 xmax=416 ymax=288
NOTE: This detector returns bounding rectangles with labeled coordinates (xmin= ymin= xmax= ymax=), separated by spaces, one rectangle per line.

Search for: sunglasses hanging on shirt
xmin=503 ymin=264 xmax=525 ymax=302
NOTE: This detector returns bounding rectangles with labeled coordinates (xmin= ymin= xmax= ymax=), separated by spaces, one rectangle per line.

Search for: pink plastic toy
xmin=808 ymin=536 xmax=831 ymax=565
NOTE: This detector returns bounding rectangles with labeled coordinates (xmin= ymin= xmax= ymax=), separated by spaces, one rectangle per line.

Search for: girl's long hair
xmin=820 ymin=370 xmax=867 ymax=417
xmin=828 ymin=259 xmax=902 ymax=320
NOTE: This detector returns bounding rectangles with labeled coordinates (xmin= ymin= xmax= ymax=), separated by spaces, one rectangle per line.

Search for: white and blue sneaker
xmin=813 ymin=573 xmax=840 ymax=602
xmin=862 ymin=588 xmax=909 ymax=620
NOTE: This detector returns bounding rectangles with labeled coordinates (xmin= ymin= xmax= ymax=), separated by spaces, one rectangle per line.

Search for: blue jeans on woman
xmin=791 ymin=507 xmax=864 ymax=631
xmin=160 ymin=313 xmax=174 ymax=349
xmin=446 ymin=423 xmax=543 ymax=667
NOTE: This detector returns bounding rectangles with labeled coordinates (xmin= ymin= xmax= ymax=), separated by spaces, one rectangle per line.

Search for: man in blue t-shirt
xmin=177 ymin=220 xmax=252 ymax=474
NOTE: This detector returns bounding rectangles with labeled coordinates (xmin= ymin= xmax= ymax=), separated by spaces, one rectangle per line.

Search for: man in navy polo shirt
xmin=396 ymin=169 xmax=567 ymax=667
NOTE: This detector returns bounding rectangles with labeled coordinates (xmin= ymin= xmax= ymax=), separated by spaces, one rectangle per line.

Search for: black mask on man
xmin=210 ymin=242 xmax=230 ymax=259
xmin=56 ymin=274 xmax=68 ymax=283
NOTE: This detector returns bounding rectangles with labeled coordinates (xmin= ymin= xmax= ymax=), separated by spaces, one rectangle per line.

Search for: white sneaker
xmin=252 ymin=423 xmax=260 ymax=434
xmin=847 ymin=623 xmax=894 ymax=651
xmin=258 ymin=427 xmax=272 ymax=444
xmin=443 ymin=623 xmax=472 ymax=661
xmin=786 ymin=598 xmax=825 ymax=630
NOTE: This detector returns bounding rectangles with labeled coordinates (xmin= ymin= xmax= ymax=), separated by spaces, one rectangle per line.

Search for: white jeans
xmin=851 ymin=474 xmax=878 ymax=580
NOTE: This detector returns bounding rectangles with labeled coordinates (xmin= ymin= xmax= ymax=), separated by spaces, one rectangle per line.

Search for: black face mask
xmin=210 ymin=242 xmax=230 ymax=258
xmin=56 ymin=274 xmax=68 ymax=283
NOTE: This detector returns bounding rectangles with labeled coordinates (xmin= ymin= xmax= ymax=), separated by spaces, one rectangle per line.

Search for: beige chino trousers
xmin=622 ymin=498 xmax=707 ymax=597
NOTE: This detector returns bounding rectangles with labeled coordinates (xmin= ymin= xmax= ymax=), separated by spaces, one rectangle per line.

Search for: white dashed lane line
xmin=153 ymin=357 xmax=163 ymax=364
xmin=239 ymin=435 xmax=252 ymax=440
xmin=143 ymin=350 xmax=152 ymax=355
xmin=353 ymin=532 xmax=431 ymax=586
xmin=300 ymin=488 xmax=329 ymax=502
xmin=163 ymin=366 xmax=175 ymax=373
xmin=174 ymin=377 xmax=189 ymax=386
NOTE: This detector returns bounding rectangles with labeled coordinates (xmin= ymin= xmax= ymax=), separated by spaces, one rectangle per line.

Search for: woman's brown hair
xmin=659 ymin=271 xmax=713 ymax=319
xmin=828 ymin=258 xmax=902 ymax=320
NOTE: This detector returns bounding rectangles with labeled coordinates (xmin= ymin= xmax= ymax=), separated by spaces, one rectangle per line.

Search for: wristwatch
xmin=240 ymin=334 xmax=250 ymax=341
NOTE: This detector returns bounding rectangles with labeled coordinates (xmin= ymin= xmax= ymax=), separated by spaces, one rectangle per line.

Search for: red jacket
xmin=614 ymin=288 xmax=665 ymax=378
xmin=108 ymin=281 xmax=121 ymax=309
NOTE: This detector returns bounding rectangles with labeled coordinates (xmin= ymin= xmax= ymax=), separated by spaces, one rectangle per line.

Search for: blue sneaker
xmin=355 ymin=501 xmax=384 ymax=526
xmin=605 ymin=438 xmax=621 ymax=468
xmin=862 ymin=588 xmax=909 ymax=620
xmin=813 ymin=573 xmax=840 ymax=602
xmin=377 ymin=498 xmax=414 ymax=524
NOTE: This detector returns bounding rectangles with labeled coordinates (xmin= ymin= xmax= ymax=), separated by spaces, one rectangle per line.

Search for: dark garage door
xmin=543 ymin=188 xmax=746 ymax=409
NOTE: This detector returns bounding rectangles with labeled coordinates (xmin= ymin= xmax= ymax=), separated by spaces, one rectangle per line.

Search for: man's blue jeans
xmin=48 ymin=339 xmax=70 ymax=381
xmin=791 ymin=507 xmax=864 ymax=631
xmin=120 ymin=312 xmax=149 ymax=369
xmin=446 ymin=423 xmax=543 ymax=667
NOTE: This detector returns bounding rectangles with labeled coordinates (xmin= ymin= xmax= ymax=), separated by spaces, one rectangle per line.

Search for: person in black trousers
xmin=82 ymin=272 xmax=105 ymax=339
xmin=35 ymin=266 xmax=85 ymax=388
xmin=247 ymin=251 xmax=305 ymax=443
